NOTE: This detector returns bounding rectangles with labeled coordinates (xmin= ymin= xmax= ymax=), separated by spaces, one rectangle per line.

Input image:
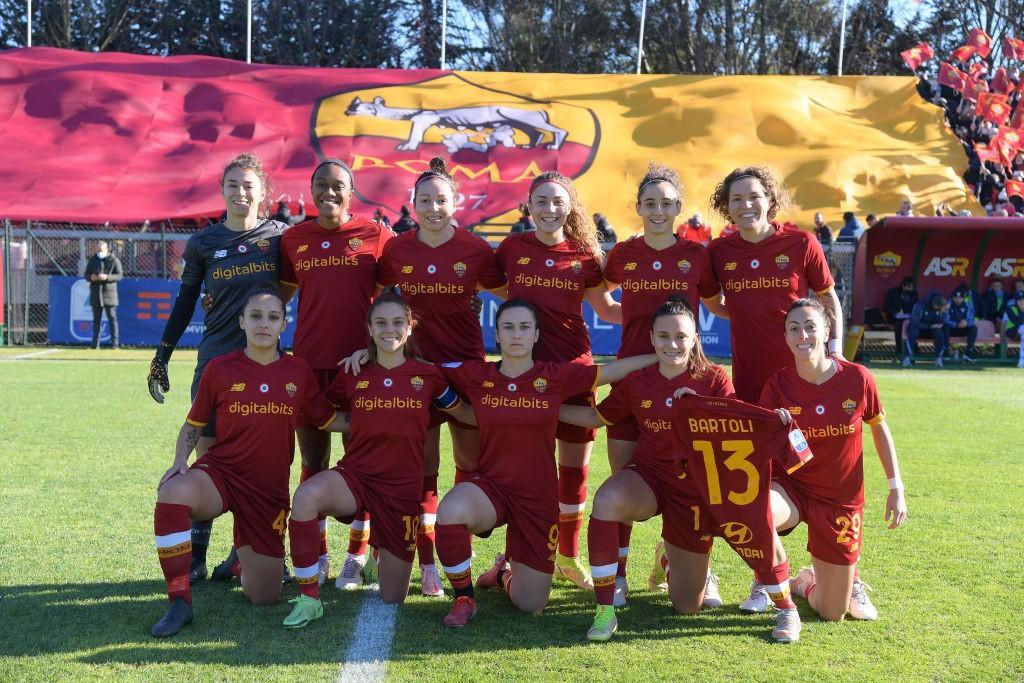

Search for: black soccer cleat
xmin=189 ymin=558 xmax=208 ymax=583
xmin=211 ymin=547 xmax=238 ymax=581
xmin=151 ymin=598 xmax=193 ymax=638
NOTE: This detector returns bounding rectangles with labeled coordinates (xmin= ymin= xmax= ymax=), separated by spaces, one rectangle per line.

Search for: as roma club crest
xmin=841 ymin=398 xmax=857 ymax=415
xmin=677 ymin=259 xmax=691 ymax=274
xmin=311 ymin=75 xmax=599 ymax=229
xmin=348 ymin=237 xmax=363 ymax=251
xmin=775 ymin=254 xmax=790 ymax=270
xmin=453 ymin=261 xmax=467 ymax=277
xmin=569 ymin=260 xmax=582 ymax=274
xmin=256 ymin=239 xmax=271 ymax=252
xmin=285 ymin=382 xmax=297 ymax=398
xmin=411 ymin=376 xmax=425 ymax=392
xmin=533 ymin=377 xmax=548 ymax=393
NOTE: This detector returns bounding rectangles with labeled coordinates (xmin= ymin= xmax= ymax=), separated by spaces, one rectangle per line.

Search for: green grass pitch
xmin=1 ymin=348 xmax=1022 ymax=681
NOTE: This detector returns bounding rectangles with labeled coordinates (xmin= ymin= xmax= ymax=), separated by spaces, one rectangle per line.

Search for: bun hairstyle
xmin=785 ymin=297 xmax=833 ymax=337
xmin=311 ymin=157 xmax=355 ymax=189
xmin=709 ymin=166 xmax=791 ymax=223
xmin=242 ymin=281 xmax=286 ymax=315
xmin=222 ymin=152 xmax=274 ymax=219
xmin=528 ymin=171 xmax=602 ymax=261
xmin=651 ymin=294 xmax=712 ymax=379
xmin=415 ymin=157 xmax=459 ymax=194
xmin=366 ymin=288 xmax=420 ymax=362
xmin=636 ymin=161 xmax=684 ymax=206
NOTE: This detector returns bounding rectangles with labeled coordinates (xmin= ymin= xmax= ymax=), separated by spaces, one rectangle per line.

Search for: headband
xmin=638 ymin=177 xmax=673 ymax=193
xmin=529 ymin=174 xmax=574 ymax=198
xmin=414 ymin=170 xmax=456 ymax=192
xmin=311 ymin=158 xmax=355 ymax=188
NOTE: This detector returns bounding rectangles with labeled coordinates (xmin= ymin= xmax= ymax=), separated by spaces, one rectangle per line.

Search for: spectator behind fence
xmin=392 ymin=205 xmax=418 ymax=234
xmin=84 ymin=240 xmax=123 ymax=349
xmin=1003 ymin=292 xmax=1024 ymax=369
xmin=838 ymin=211 xmax=865 ymax=241
xmin=946 ymin=288 xmax=978 ymax=362
xmin=866 ymin=213 xmax=878 ymax=228
xmin=373 ymin=207 xmax=392 ymax=230
xmin=510 ymin=203 xmax=535 ymax=234
xmin=885 ymin=276 xmax=917 ymax=362
xmin=813 ymin=212 xmax=834 ymax=252
xmin=677 ymin=213 xmax=711 ymax=245
xmin=896 ymin=198 xmax=915 ymax=217
xmin=593 ymin=213 xmax=617 ymax=246
xmin=273 ymin=196 xmax=306 ymax=226
xmin=983 ymin=280 xmax=1007 ymax=330
xmin=906 ymin=291 xmax=948 ymax=368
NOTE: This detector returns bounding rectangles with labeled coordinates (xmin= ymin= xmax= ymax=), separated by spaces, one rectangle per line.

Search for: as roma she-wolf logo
xmin=311 ymin=74 xmax=600 ymax=230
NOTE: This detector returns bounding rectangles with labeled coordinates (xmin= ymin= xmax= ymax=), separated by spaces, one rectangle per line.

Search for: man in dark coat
xmin=84 ymin=240 xmax=123 ymax=349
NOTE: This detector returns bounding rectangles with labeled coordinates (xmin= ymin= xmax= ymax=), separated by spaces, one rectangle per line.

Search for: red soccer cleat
xmin=475 ymin=554 xmax=508 ymax=590
xmin=442 ymin=596 xmax=477 ymax=628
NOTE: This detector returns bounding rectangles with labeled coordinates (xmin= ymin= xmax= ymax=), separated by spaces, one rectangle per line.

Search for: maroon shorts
xmin=774 ymin=476 xmax=863 ymax=566
xmin=556 ymin=391 xmax=597 ymax=444
xmin=624 ymin=460 xmax=712 ymax=555
xmin=468 ymin=474 xmax=559 ymax=574
xmin=192 ymin=458 xmax=288 ymax=558
xmin=299 ymin=368 xmax=346 ymax=429
xmin=333 ymin=466 xmax=420 ymax=563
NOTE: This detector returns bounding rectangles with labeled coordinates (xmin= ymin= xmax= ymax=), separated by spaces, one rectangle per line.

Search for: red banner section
xmin=853 ymin=217 xmax=1024 ymax=321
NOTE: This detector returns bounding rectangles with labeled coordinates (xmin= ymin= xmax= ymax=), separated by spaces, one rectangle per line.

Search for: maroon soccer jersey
xmin=595 ymin=365 xmax=734 ymax=477
xmin=377 ymin=229 xmax=506 ymax=362
xmin=672 ymin=395 xmax=812 ymax=569
xmin=495 ymin=233 xmax=604 ymax=364
xmin=325 ymin=360 xmax=457 ymax=502
xmin=708 ymin=224 xmax=833 ymax=401
xmin=280 ymin=217 xmax=392 ymax=369
xmin=186 ymin=350 xmax=336 ymax=496
xmin=441 ymin=360 xmax=599 ymax=503
xmin=759 ymin=359 xmax=885 ymax=507
xmin=604 ymin=237 xmax=720 ymax=357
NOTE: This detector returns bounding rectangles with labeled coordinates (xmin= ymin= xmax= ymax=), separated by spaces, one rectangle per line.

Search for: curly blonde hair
xmin=221 ymin=152 xmax=274 ymax=219
xmin=529 ymin=171 xmax=602 ymax=261
xmin=709 ymin=166 xmax=791 ymax=224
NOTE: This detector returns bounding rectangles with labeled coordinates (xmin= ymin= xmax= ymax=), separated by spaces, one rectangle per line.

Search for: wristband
xmin=827 ymin=338 xmax=841 ymax=355
xmin=888 ymin=477 xmax=904 ymax=491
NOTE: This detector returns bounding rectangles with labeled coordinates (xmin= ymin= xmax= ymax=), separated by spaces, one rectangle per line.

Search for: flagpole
xmin=26 ymin=0 xmax=31 ymax=47
xmin=246 ymin=0 xmax=252 ymax=63
xmin=837 ymin=0 xmax=848 ymax=76
xmin=440 ymin=0 xmax=448 ymax=69
xmin=636 ymin=0 xmax=647 ymax=75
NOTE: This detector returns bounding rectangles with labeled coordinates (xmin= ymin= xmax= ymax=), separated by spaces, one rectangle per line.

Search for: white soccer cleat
xmin=739 ymin=581 xmax=769 ymax=614
xmin=335 ymin=552 xmax=366 ymax=590
xmin=613 ymin=576 xmax=628 ymax=608
xmin=316 ymin=555 xmax=330 ymax=587
xmin=772 ymin=607 xmax=802 ymax=643
xmin=702 ymin=572 xmax=723 ymax=608
xmin=848 ymin=577 xmax=879 ymax=620
xmin=790 ymin=567 xmax=815 ymax=600
xmin=420 ymin=564 xmax=445 ymax=597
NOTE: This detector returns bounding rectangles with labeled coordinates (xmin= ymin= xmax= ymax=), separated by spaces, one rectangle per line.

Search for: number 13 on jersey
xmin=692 ymin=439 xmax=760 ymax=506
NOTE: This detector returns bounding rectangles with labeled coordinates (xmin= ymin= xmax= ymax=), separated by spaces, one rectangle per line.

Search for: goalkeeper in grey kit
xmin=147 ymin=152 xmax=286 ymax=582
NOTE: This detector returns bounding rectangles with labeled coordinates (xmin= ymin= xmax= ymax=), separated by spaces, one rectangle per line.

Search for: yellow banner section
xmin=321 ymin=73 xmax=978 ymax=237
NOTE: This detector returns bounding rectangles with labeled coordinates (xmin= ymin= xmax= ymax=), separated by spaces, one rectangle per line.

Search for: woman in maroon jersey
xmin=760 ymin=298 xmax=908 ymax=622
xmin=557 ymin=296 xmax=733 ymax=640
xmin=494 ymin=172 xmax=622 ymax=589
xmin=281 ymin=292 xmax=475 ymax=627
xmin=150 ymin=283 xmax=344 ymax=638
xmin=433 ymin=298 xmax=657 ymax=628
xmin=376 ymin=158 xmax=507 ymax=596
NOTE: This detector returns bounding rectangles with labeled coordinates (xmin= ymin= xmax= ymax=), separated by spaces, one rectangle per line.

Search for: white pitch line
xmin=1 ymin=348 xmax=62 ymax=360
xmin=337 ymin=590 xmax=399 ymax=683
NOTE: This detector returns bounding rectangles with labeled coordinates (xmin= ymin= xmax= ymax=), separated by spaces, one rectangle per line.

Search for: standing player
xmin=376 ymin=158 xmax=507 ymax=596
xmin=282 ymin=293 xmax=476 ymax=627
xmin=760 ymin=298 xmax=908 ymax=621
xmin=494 ymin=172 xmax=621 ymax=589
xmin=279 ymin=158 xmax=392 ymax=588
xmin=150 ymin=284 xmax=343 ymax=637
xmin=672 ymin=394 xmax=814 ymax=643
xmin=146 ymin=153 xmax=286 ymax=582
xmin=434 ymin=299 xmax=657 ymax=627
xmin=602 ymin=163 xmax=726 ymax=598
xmin=557 ymin=297 xmax=733 ymax=640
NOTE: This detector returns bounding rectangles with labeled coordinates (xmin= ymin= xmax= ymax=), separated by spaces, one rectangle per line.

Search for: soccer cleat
xmin=702 ymin=572 xmax=723 ymax=608
xmin=772 ymin=608 xmax=802 ymax=643
xmin=648 ymin=540 xmax=668 ymax=592
xmin=282 ymin=594 xmax=323 ymax=629
xmin=420 ymin=564 xmax=446 ymax=597
xmin=901 ymin=356 xmax=912 ymax=368
xmin=790 ymin=567 xmax=815 ymax=600
xmin=282 ymin=562 xmax=293 ymax=585
xmin=613 ymin=576 xmax=628 ymax=608
xmin=151 ymin=598 xmax=193 ymax=638
xmin=934 ymin=356 xmax=944 ymax=368
xmin=475 ymin=554 xmax=509 ymax=589
xmin=335 ymin=553 xmax=366 ymax=590
xmin=848 ymin=577 xmax=879 ymax=621
xmin=361 ymin=550 xmax=379 ymax=584
xmin=189 ymin=559 xmax=208 ymax=583
xmin=442 ymin=596 xmax=477 ymax=628
xmin=739 ymin=581 xmax=769 ymax=613
xmin=586 ymin=605 xmax=618 ymax=642
xmin=316 ymin=556 xmax=330 ymax=587
xmin=554 ymin=553 xmax=594 ymax=591
xmin=211 ymin=547 xmax=238 ymax=582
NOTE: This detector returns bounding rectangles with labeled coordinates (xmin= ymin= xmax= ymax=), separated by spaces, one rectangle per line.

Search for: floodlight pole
xmin=440 ymin=0 xmax=448 ymax=69
xmin=636 ymin=0 xmax=647 ymax=74
xmin=837 ymin=0 xmax=848 ymax=76
xmin=246 ymin=0 xmax=252 ymax=63
xmin=26 ymin=0 xmax=32 ymax=47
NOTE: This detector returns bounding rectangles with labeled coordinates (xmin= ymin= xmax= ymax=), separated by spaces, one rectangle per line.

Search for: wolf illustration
xmin=346 ymin=96 xmax=568 ymax=152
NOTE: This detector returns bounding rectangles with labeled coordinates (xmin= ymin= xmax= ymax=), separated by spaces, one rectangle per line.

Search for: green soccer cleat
xmin=648 ymin=540 xmax=668 ymax=592
xmin=361 ymin=550 xmax=379 ymax=585
xmin=586 ymin=605 xmax=618 ymax=642
xmin=282 ymin=594 xmax=323 ymax=629
xmin=554 ymin=553 xmax=594 ymax=591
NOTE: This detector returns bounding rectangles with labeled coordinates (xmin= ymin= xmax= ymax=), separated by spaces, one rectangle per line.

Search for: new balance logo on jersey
xmin=517 ymin=257 xmax=531 ymax=265
xmin=230 ymin=382 xmax=246 ymax=392
xmin=297 ymin=244 xmax=309 ymax=253
xmin=214 ymin=250 xmax=228 ymax=259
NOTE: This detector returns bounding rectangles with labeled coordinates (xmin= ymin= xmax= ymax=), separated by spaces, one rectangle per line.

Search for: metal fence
xmin=2 ymin=219 xmax=199 ymax=345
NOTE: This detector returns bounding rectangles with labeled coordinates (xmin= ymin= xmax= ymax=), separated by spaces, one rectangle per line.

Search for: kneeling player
xmin=558 ymin=296 xmax=734 ymax=641
xmin=151 ymin=284 xmax=344 ymax=637
xmin=434 ymin=299 xmax=657 ymax=627
xmin=759 ymin=298 xmax=908 ymax=621
xmin=282 ymin=293 xmax=474 ymax=628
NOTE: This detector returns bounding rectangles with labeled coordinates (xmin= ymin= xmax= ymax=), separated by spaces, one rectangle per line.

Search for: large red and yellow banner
xmin=0 ymin=47 xmax=980 ymax=232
